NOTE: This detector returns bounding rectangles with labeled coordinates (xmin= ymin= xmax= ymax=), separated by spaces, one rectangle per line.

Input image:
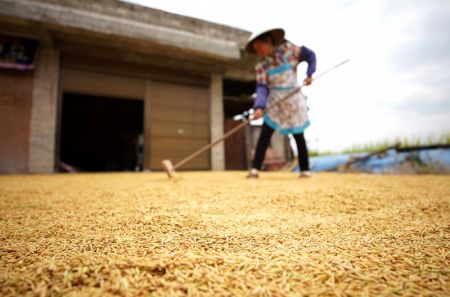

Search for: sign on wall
xmin=0 ymin=34 xmax=39 ymax=70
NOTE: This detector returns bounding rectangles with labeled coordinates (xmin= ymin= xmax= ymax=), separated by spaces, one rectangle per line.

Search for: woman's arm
xmin=253 ymin=61 xmax=270 ymax=114
xmin=299 ymin=46 xmax=317 ymax=78
xmin=253 ymin=83 xmax=269 ymax=110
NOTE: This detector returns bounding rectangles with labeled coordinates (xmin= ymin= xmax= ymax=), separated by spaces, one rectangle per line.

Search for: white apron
xmin=263 ymin=51 xmax=310 ymax=135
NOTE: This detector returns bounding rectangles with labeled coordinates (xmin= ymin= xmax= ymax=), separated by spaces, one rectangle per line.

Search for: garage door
xmin=148 ymin=81 xmax=210 ymax=170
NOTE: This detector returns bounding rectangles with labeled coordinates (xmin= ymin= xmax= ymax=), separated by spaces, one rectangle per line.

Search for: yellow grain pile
xmin=0 ymin=172 xmax=449 ymax=296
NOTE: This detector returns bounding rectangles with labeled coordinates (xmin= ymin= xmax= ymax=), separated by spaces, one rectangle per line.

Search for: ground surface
xmin=0 ymin=172 xmax=449 ymax=296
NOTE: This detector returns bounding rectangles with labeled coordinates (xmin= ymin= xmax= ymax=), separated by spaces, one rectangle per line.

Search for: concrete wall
xmin=0 ymin=69 xmax=33 ymax=173
xmin=210 ymin=74 xmax=225 ymax=170
xmin=0 ymin=0 xmax=247 ymax=62
xmin=17 ymin=0 xmax=250 ymax=47
xmin=28 ymin=48 xmax=60 ymax=173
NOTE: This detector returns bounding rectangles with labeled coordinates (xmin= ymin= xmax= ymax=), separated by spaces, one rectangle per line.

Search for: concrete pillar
xmin=143 ymin=79 xmax=152 ymax=171
xmin=210 ymin=73 xmax=225 ymax=171
xmin=28 ymin=48 xmax=60 ymax=173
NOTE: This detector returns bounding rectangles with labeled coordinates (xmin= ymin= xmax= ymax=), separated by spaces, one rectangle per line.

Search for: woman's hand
xmin=304 ymin=77 xmax=313 ymax=86
xmin=252 ymin=108 xmax=264 ymax=120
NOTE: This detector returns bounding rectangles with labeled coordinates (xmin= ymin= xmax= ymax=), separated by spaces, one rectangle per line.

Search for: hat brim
xmin=245 ymin=28 xmax=285 ymax=54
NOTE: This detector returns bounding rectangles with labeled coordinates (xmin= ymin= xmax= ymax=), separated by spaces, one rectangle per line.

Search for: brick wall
xmin=0 ymin=69 xmax=33 ymax=173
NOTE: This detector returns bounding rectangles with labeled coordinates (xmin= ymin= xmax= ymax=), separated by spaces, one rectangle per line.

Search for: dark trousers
xmin=252 ymin=123 xmax=310 ymax=171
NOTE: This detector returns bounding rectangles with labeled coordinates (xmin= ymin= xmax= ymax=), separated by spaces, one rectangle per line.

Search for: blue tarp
xmin=295 ymin=148 xmax=450 ymax=174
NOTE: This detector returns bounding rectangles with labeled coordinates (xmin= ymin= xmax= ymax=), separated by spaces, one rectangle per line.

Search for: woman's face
xmin=252 ymin=39 xmax=274 ymax=57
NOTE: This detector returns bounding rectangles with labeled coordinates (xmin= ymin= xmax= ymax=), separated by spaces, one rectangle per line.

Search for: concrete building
xmin=0 ymin=0 xmax=290 ymax=174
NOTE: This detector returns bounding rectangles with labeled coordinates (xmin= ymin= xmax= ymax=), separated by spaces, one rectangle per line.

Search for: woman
xmin=245 ymin=28 xmax=316 ymax=178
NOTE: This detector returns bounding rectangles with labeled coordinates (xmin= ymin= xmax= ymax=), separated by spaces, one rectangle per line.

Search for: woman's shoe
xmin=299 ymin=171 xmax=312 ymax=178
xmin=246 ymin=169 xmax=259 ymax=178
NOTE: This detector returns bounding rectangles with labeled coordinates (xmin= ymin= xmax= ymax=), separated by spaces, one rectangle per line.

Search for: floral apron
xmin=263 ymin=51 xmax=310 ymax=135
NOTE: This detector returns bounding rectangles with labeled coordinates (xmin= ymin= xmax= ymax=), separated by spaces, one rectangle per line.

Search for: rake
xmin=161 ymin=59 xmax=349 ymax=178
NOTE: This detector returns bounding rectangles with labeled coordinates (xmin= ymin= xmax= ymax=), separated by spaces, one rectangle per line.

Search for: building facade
xmin=0 ymin=0 xmax=290 ymax=174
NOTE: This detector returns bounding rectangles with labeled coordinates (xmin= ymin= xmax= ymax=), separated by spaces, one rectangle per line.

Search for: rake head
xmin=161 ymin=159 xmax=176 ymax=178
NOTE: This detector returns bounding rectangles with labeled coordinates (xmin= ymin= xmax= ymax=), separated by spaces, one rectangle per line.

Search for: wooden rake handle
xmin=164 ymin=59 xmax=350 ymax=173
xmin=172 ymin=86 xmax=306 ymax=171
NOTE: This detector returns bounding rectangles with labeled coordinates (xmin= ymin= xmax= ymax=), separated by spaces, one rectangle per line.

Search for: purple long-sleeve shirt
xmin=253 ymin=45 xmax=316 ymax=110
xmin=301 ymin=46 xmax=317 ymax=78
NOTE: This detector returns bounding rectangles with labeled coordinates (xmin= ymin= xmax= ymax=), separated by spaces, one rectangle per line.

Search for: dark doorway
xmin=224 ymin=118 xmax=248 ymax=170
xmin=59 ymin=93 xmax=143 ymax=172
xmin=223 ymin=79 xmax=254 ymax=170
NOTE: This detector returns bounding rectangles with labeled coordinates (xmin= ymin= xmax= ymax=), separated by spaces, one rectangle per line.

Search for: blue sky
xmin=124 ymin=0 xmax=450 ymax=152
